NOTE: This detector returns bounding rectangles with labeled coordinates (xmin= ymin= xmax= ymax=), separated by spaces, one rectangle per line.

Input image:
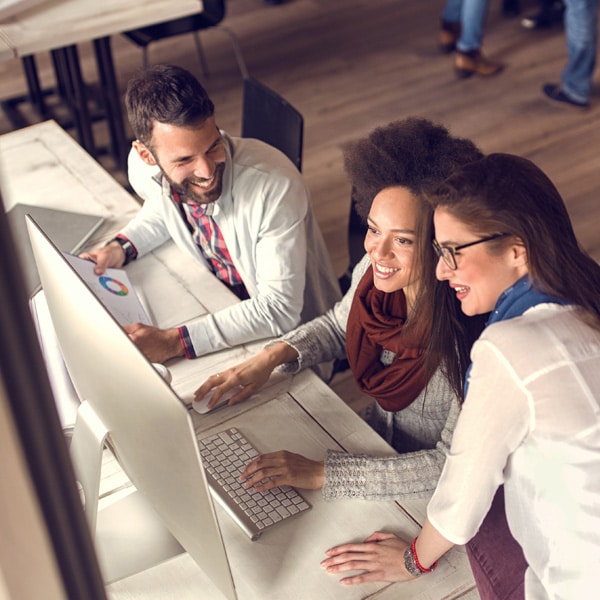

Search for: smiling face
xmin=363 ymin=186 xmax=420 ymax=305
xmin=433 ymin=208 xmax=529 ymax=316
xmin=133 ymin=117 xmax=226 ymax=205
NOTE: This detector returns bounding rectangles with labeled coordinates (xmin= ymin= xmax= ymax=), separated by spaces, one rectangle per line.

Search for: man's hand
xmin=241 ymin=451 xmax=325 ymax=491
xmin=123 ymin=323 xmax=184 ymax=363
xmin=321 ymin=531 xmax=415 ymax=585
xmin=80 ymin=242 xmax=125 ymax=275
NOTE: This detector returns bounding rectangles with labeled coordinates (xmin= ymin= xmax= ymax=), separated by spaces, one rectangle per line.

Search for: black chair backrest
xmin=122 ymin=0 xmax=225 ymax=46
xmin=241 ymin=77 xmax=303 ymax=172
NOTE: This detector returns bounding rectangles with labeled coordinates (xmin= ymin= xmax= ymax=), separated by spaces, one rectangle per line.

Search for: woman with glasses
xmin=194 ymin=117 xmax=484 ymax=500
xmin=322 ymin=153 xmax=600 ymax=599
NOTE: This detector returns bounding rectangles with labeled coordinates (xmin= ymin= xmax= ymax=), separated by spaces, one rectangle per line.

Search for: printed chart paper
xmin=63 ymin=253 xmax=152 ymax=326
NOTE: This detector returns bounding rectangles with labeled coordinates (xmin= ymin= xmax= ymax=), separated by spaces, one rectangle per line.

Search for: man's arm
xmin=183 ymin=162 xmax=318 ymax=357
xmin=123 ymin=323 xmax=185 ymax=363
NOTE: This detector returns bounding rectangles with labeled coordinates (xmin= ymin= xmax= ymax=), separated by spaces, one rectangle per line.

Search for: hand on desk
xmin=241 ymin=451 xmax=325 ymax=491
xmin=321 ymin=531 xmax=414 ymax=585
xmin=124 ymin=323 xmax=184 ymax=363
xmin=193 ymin=341 xmax=296 ymax=409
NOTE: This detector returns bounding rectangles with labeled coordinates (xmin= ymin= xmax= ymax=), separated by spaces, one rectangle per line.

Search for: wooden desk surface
xmin=106 ymin=373 xmax=478 ymax=600
xmin=103 ymin=242 xmax=478 ymax=600
xmin=1 ymin=120 xmax=478 ymax=600
xmin=0 ymin=0 xmax=203 ymax=57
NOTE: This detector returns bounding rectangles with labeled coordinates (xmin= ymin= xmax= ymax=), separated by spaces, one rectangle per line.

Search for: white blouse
xmin=427 ymin=304 xmax=600 ymax=599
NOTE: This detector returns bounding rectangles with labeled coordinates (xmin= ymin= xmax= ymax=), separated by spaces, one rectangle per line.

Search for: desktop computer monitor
xmin=26 ymin=216 xmax=238 ymax=600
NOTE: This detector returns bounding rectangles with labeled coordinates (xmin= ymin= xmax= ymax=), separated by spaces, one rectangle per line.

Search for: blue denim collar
xmin=464 ymin=275 xmax=568 ymax=396
xmin=486 ymin=275 xmax=568 ymax=327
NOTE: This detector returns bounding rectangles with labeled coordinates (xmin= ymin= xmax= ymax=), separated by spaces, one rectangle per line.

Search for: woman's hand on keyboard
xmin=194 ymin=341 xmax=299 ymax=410
xmin=241 ymin=450 xmax=325 ymax=491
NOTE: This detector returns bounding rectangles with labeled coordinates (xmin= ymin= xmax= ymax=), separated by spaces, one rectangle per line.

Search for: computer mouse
xmin=152 ymin=363 xmax=172 ymax=384
xmin=192 ymin=386 xmax=243 ymax=415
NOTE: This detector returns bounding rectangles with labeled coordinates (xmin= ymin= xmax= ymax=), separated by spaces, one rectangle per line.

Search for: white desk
xmin=0 ymin=122 xmax=479 ymax=600
xmin=0 ymin=0 xmax=52 ymax=23
xmin=104 ymin=242 xmax=479 ymax=600
xmin=0 ymin=0 xmax=203 ymax=56
xmin=0 ymin=119 xmax=139 ymax=243
xmin=0 ymin=0 xmax=204 ymax=167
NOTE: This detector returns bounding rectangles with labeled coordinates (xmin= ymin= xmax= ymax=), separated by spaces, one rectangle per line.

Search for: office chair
xmin=338 ymin=186 xmax=366 ymax=293
xmin=241 ymin=76 xmax=304 ymax=172
xmin=328 ymin=186 xmax=364 ymax=381
xmin=121 ymin=0 xmax=248 ymax=78
xmin=241 ymin=77 xmax=353 ymax=378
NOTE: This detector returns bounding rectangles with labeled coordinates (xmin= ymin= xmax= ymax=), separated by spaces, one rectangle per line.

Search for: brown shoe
xmin=455 ymin=49 xmax=504 ymax=78
xmin=439 ymin=20 xmax=461 ymax=54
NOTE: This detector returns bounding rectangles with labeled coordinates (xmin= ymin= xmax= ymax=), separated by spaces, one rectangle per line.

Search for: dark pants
xmin=466 ymin=487 xmax=528 ymax=600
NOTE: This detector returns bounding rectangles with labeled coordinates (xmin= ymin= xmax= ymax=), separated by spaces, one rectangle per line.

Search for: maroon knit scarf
xmin=345 ymin=266 xmax=427 ymax=411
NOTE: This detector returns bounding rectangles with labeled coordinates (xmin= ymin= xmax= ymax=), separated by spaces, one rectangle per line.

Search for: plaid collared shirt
xmin=168 ymin=185 xmax=249 ymax=359
xmin=171 ymin=187 xmax=246 ymax=291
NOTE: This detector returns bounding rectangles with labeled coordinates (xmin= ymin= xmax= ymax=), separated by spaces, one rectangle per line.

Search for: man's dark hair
xmin=125 ymin=64 xmax=215 ymax=145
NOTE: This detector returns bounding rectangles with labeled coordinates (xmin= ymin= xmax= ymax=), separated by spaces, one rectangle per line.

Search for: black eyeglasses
xmin=432 ymin=233 xmax=509 ymax=270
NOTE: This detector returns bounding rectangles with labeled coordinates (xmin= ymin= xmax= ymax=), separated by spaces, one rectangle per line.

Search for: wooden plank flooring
xmin=1 ymin=0 xmax=599 ymax=407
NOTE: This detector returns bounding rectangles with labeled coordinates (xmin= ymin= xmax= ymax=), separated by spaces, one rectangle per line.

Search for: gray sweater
xmin=278 ymin=254 xmax=458 ymax=501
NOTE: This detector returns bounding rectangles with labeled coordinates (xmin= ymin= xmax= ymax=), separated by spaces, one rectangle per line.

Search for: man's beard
xmin=164 ymin=162 xmax=225 ymax=205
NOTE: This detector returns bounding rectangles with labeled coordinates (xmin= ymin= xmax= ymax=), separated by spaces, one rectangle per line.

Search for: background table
xmin=0 ymin=0 xmax=203 ymax=168
xmin=0 ymin=119 xmax=139 ymax=239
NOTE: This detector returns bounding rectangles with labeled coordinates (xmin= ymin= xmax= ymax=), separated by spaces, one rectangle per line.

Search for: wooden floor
xmin=1 ymin=0 xmax=599 ymax=408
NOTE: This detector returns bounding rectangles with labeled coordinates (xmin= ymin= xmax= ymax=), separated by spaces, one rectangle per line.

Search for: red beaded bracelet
xmin=411 ymin=536 xmax=439 ymax=573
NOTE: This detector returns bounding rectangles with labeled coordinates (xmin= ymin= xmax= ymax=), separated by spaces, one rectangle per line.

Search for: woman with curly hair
xmin=194 ymin=117 xmax=485 ymax=500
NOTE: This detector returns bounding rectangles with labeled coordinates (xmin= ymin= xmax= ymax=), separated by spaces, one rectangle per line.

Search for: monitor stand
xmin=70 ymin=401 xmax=185 ymax=583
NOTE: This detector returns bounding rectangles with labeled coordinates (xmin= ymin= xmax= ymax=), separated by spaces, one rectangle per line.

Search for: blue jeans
xmin=442 ymin=0 xmax=491 ymax=52
xmin=561 ymin=0 xmax=598 ymax=103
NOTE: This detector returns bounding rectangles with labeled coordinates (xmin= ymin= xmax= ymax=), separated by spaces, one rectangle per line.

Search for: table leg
xmin=22 ymin=55 xmax=50 ymax=118
xmin=93 ymin=37 xmax=129 ymax=171
xmin=51 ymin=45 xmax=97 ymax=158
xmin=0 ymin=56 xmax=51 ymax=129
xmin=50 ymin=51 xmax=67 ymax=101
xmin=1 ymin=43 xmax=127 ymax=172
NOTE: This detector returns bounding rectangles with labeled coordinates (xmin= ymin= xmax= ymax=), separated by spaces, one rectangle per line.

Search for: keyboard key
xmin=198 ymin=427 xmax=311 ymax=540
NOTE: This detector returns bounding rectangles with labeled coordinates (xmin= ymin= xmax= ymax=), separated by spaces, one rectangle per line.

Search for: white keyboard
xmin=198 ymin=427 xmax=311 ymax=540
